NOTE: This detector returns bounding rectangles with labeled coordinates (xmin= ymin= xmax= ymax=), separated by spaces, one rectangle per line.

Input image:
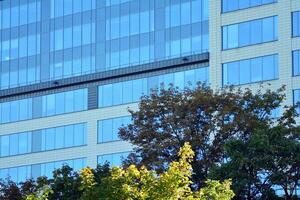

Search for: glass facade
xmin=0 ymin=123 xmax=87 ymax=158
xmin=222 ymin=0 xmax=277 ymax=13
xmin=0 ymin=158 xmax=86 ymax=183
xmin=98 ymin=152 xmax=130 ymax=167
xmin=293 ymin=50 xmax=300 ymax=76
xmin=293 ymin=11 xmax=300 ymax=37
xmin=0 ymin=0 xmax=208 ymax=90
xmin=222 ymin=16 xmax=278 ymax=50
xmin=98 ymin=66 xmax=209 ymax=107
xmin=223 ymin=54 xmax=278 ymax=85
xmin=0 ymin=88 xmax=87 ymax=124
xmin=98 ymin=116 xmax=131 ymax=143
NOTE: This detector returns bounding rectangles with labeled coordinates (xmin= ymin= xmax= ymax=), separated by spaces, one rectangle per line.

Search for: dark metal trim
xmin=0 ymin=53 xmax=209 ymax=99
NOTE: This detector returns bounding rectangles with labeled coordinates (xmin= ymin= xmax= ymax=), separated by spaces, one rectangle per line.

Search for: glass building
xmin=0 ymin=0 xmax=299 ymax=186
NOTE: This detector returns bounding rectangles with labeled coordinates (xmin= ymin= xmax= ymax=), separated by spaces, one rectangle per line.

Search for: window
xmin=0 ymin=158 xmax=86 ymax=182
xmin=98 ymin=116 xmax=131 ymax=143
xmin=222 ymin=0 xmax=277 ymax=13
xmin=98 ymin=66 xmax=209 ymax=107
xmin=223 ymin=16 xmax=278 ymax=50
xmin=223 ymin=54 xmax=278 ymax=85
xmin=0 ymin=123 xmax=87 ymax=158
xmin=293 ymin=50 xmax=300 ymax=76
xmin=98 ymin=152 xmax=130 ymax=166
xmin=0 ymin=89 xmax=88 ymax=124
xmin=293 ymin=11 xmax=300 ymax=37
xmin=55 ymin=30 xmax=63 ymax=50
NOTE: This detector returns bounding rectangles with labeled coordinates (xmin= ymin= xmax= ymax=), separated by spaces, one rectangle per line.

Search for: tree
xmin=0 ymin=179 xmax=22 ymax=200
xmin=97 ymin=143 xmax=234 ymax=200
xmin=25 ymin=143 xmax=234 ymax=200
xmin=0 ymin=178 xmax=39 ymax=200
xmin=119 ymin=84 xmax=286 ymax=187
xmin=209 ymin=120 xmax=300 ymax=200
xmin=48 ymin=165 xmax=82 ymax=200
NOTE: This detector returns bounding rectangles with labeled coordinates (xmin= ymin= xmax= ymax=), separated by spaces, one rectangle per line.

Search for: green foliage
xmin=119 ymin=85 xmax=299 ymax=199
xmin=23 ymin=143 xmax=234 ymax=200
xmin=209 ymin=118 xmax=300 ymax=199
xmin=95 ymin=142 xmax=234 ymax=200
xmin=26 ymin=185 xmax=53 ymax=200
xmin=2 ymin=85 xmax=299 ymax=200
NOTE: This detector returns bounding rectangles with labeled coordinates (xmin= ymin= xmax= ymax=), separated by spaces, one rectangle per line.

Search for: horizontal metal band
xmin=0 ymin=53 xmax=209 ymax=99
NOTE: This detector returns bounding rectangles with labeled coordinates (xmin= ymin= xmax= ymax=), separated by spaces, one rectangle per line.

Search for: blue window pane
xmin=64 ymin=0 xmax=73 ymax=15
xmin=1 ymin=102 xmax=10 ymax=123
xmin=2 ymin=8 xmax=10 ymax=29
xmin=65 ymin=91 xmax=74 ymax=112
xmin=140 ymin=11 xmax=150 ymax=33
xmin=2 ymin=41 xmax=10 ymax=61
xmin=74 ymin=124 xmax=84 ymax=146
xmin=239 ymin=60 xmax=251 ymax=84
xmin=64 ymin=27 xmax=73 ymax=49
xmin=19 ymin=37 xmax=28 ymax=58
xmin=18 ymin=166 xmax=29 ymax=183
xmin=293 ymin=50 xmax=300 ymax=76
xmin=132 ymin=79 xmax=143 ymax=102
xmin=102 ymin=119 xmax=113 ymax=142
xmin=28 ymin=2 xmax=37 ymax=23
xmin=10 ymin=100 xmax=20 ymax=122
xmin=122 ymin=81 xmax=133 ymax=104
xmin=54 ymin=0 xmax=63 ymax=17
xmin=191 ymin=0 xmax=202 ymax=23
xmin=102 ymin=84 xmax=113 ymax=107
xmin=130 ymin=13 xmax=139 ymax=35
xmin=55 ymin=92 xmax=65 ymax=114
xmin=73 ymin=0 xmax=82 ymax=13
xmin=223 ymin=54 xmax=277 ymax=86
xmin=262 ymin=55 xmax=276 ymax=80
xmin=293 ymin=11 xmax=300 ymax=37
xmin=73 ymin=159 xmax=84 ymax=171
xmin=262 ymin=17 xmax=275 ymax=42
xmin=9 ymin=134 xmax=19 ymax=156
xmin=112 ymin=118 xmax=122 ymax=141
xmin=45 ymin=129 xmax=55 ymax=150
xmin=223 ymin=0 xmax=276 ymax=13
xmin=11 ymin=6 xmax=19 ymax=27
xmin=74 ymin=90 xmax=84 ymax=111
xmin=73 ymin=25 xmax=82 ymax=47
xmin=227 ymin=25 xmax=239 ymax=49
xmin=251 ymin=57 xmax=263 ymax=82
xmin=82 ymin=0 xmax=92 ymax=11
xmin=20 ymin=4 xmax=28 ymax=25
xmin=227 ymin=0 xmax=238 ymax=12
xmin=239 ymin=22 xmax=250 ymax=46
xmin=55 ymin=30 xmax=63 ymax=50
xmin=250 ymin=19 xmax=262 ymax=44
xmin=223 ymin=16 xmax=277 ymax=50
xmin=0 ymin=136 xmax=9 ymax=157
xmin=239 ymin=0 xmax=250 ymax=9
xmin=181 ymin=2 xmax=191 ymax=25
xmin=55 ymin=127 xmax=64 ymax=149
xmin=65 ymin=125 xmax=74 ymax=147
xmin=120 ymin=15 xmax=129 ymax=37
xmin=18 ymin=132 xmax=28 ymax=154
xmin=83 ymin=23 xmax=91 ymax=45
xmin=228 ymin=62 xmax=240 ymax=85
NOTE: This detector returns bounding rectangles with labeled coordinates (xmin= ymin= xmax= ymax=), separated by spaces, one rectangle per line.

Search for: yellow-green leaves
xmin=25 ymin=143 xmax=234 ymax=200
xmin=100 ymin=142 xmax=234 ymax=200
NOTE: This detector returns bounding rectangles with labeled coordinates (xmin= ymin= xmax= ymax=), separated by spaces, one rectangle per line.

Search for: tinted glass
xmin=222 ymin=16 xmax=278 ymax=50
xmin=223 ymin=54 xmax=278 ymax=85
